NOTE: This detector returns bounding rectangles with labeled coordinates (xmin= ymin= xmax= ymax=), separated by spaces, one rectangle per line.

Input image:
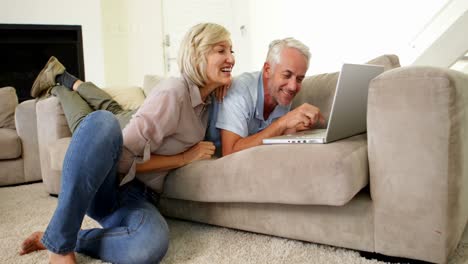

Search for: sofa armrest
xmin=36 ymin=97 xmax=71 ymax=194
xmin=15 ymin=99 xmax=41 ymax=182
xmin=367 ymin=66 xmax=468 ymax=263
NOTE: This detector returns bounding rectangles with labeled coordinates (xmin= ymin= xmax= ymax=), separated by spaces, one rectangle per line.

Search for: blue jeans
xmin=41 ymin=111 xmax=169 ymax=264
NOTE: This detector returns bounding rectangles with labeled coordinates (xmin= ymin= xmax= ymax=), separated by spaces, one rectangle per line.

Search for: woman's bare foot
xmin=49 ymin=251 xmax=77 ymax=264
xmin=19 ymin=231 xmax=46 ymax=255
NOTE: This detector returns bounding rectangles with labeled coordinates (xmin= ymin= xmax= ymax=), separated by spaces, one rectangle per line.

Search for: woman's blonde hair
xmin=178 ymin=23 xmax=231 ymax=87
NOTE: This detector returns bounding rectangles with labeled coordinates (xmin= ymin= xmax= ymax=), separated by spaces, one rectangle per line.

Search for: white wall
xmin=245 ymin=0 xmax=449 ymax=75
xmin=0 ymin=0 xmax=106 ymax=86
xmin=0 ymin=0 xmax=165 ymax=87
xmin=412 ymin=0 xmax=468 ymax=68
xmin=2 ymin=0 xmax=462 ymax=86
xmin=414 ymin=10 xmax=468 ymax=68
xmin=101 ymin=0 xmax=165 ymax=87
xmin=230 ymin=0 xmax=252 ymax=76
xmin=101 ymin=0 xmax=466 ymax=78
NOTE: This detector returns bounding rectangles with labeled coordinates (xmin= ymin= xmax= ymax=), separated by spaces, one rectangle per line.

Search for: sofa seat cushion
xmin=163 ymin=134 xmax=369 ymax=206
xmin=0 ymin=128 xmax=22 ymax=159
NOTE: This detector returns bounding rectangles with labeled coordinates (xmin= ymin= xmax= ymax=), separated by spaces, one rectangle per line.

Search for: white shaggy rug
xmin=0 ymin=183 xmax=467 ymax=264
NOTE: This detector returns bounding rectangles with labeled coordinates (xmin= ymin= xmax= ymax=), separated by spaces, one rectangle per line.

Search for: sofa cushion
xmin=365 ymin=54 xmax=401 ymax=71
xmin=0 ymin=87 xmax=18 ymax=129
xmin=163 ymin=134 xmax=368 ymax=206
xmin=0 ymin=128 xmax=22 ymax=159
xmin=103 ymin=86 xmax=145 ymax=110
xmin=143 ymin=75 xmax=163 ymax=97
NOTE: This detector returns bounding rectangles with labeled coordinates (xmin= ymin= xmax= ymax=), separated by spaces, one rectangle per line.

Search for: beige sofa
xmin=0 ymin=87 xmax=42 ymax=186
xmin=36 ymin=55 xmax=468 ymax=263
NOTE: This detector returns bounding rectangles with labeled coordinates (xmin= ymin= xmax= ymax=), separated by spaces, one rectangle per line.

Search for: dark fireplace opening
xmin=0 ymin=24 xmax=85 ymax=102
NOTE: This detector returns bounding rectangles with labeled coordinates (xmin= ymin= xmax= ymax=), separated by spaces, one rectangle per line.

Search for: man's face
xmin=264 ymin=48 xmax=308 ymax=106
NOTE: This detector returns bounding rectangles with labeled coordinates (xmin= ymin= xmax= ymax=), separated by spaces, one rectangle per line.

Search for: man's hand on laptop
xmin=280 ymin=103 xmax=325 ymax=135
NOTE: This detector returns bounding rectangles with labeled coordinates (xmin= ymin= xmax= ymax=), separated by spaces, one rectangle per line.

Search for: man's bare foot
xmin=19 ymin=231 xmax=46 ymax=255
xmin=49 ymin=251 xmax=76 ymax=264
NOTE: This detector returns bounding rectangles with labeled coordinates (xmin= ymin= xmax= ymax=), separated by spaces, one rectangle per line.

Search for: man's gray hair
xmin=266 ymin=37 xmax=311 ymax=67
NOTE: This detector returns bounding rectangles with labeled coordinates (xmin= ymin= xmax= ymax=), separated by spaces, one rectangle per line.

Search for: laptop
xmin=262 ymin=63 xmax=384 ymax=144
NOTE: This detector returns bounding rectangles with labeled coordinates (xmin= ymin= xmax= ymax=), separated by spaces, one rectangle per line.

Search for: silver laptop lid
xmin=324 ymin=63 xmax=384 ymax=142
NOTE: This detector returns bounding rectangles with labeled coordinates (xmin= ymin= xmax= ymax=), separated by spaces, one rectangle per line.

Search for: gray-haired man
xmin=207 ymin=37 xmax=325 ymax=156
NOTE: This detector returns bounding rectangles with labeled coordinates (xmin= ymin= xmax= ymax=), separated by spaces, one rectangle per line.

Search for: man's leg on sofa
xmin=51 ymin=86 xmax=94 ymax=133
xmin=76 ymin=82 xmax=125 ymax=115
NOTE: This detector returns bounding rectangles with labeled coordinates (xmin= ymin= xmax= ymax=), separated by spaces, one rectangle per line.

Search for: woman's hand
xmin=182 ymin=141 xmax=216 ymax=165
xmin=214 ymin=84 xmax=230 ymax=102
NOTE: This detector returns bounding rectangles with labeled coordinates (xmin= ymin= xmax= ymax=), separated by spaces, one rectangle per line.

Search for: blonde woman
xmin=20 ymin=23 xmax=235 ymax=264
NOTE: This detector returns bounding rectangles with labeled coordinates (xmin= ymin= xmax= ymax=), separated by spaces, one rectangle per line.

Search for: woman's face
xmin=205 ymin=40 xmax=235 ymax=88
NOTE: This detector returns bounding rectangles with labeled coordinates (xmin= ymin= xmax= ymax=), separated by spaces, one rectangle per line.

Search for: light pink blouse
xmin=119 ymin=75 xmax=210 ymax=192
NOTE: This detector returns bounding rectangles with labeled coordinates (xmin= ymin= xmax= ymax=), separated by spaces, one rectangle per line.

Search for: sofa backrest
xmin=103 ymin=86 xmax=145 ymax=110
xmin=291 ymin=54 xmax=401 ymax=125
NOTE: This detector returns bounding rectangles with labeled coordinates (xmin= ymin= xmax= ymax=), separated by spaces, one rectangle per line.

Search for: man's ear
xmin=263 ymin=62 xmax=271 ymax=78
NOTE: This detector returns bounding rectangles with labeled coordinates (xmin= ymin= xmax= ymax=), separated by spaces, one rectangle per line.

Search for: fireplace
xmin=0 ymin=24 xmax=85 ymax=102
